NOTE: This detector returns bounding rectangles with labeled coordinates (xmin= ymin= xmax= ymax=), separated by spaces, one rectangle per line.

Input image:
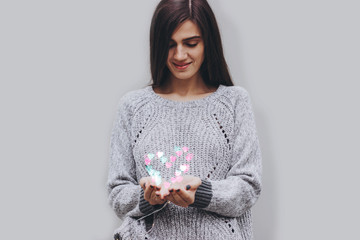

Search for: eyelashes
xmin=187 ymin=43 xmax=198 ymax=47
xmin=169 ymin=43 xmax=198 ymax=48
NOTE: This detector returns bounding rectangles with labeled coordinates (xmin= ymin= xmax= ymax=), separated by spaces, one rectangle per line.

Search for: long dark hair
xmin=148 ymin=0 xmax=234 ymax=88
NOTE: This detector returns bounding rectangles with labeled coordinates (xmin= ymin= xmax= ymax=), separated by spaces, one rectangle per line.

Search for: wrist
xmin=189 ymin=179 xmax=212 ymax=208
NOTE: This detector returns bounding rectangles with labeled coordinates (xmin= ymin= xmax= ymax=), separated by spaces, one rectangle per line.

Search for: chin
xmin=171 ymin=74 xmax=195 ymax=81
xmin=169 ymin=70 xmax=195 ymax=79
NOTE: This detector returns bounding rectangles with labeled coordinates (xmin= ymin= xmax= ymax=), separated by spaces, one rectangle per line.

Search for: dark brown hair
xmin=148 ymin=0 xmax=234 ymax=88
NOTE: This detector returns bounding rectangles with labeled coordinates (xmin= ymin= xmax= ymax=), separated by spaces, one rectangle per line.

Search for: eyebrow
xmin=170 ymin=36 xmax=201 ymax=42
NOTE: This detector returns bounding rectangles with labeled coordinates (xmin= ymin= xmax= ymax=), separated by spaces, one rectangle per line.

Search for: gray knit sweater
xmin=107 ymin=84 xmax=262 ymax=240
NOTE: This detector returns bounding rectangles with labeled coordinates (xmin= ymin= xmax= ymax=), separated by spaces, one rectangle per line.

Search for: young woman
xmin=107 ymin=0 xmax=263 ymax=239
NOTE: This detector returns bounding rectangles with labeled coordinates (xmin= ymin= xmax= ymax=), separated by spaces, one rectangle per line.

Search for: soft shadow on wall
xmin=208 ymin=1 xmax=278 ymax=239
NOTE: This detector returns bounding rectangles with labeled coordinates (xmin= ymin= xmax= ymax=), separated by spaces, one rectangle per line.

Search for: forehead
xmin=171 ymin=20 xmax=202 ymax=40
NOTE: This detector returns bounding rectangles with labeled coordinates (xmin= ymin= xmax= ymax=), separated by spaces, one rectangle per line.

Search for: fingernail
xmin=169 ymin=189 xmax=173 ymax=192
xmin=156 ymin=187 xmax=160 ymax=190
xmin=150 ymin=185 xmax=154 ymax=188
xmin=143 ymin=183 xmax=146 ymax=188
xmin=176 ymin=189 xmax=180 ymax=192
xmin=186 ymin=185 xmax=191 ymax=190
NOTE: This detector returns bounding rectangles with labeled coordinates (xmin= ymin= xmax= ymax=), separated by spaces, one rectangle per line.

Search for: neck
xmin=160 ymin=74 xmax=214 ymax=96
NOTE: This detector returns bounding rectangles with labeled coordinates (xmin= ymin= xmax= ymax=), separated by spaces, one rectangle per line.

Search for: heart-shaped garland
xmin=144 ymin=146 xmax=193 ymax=189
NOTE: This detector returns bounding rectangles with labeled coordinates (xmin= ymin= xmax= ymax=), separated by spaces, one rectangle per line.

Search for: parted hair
xmin=149 ymin=0 xmax=234 ymax=88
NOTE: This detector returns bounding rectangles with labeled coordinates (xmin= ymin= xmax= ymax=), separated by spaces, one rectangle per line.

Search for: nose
xmin=173 ymin=45 xmax=187 ymax=61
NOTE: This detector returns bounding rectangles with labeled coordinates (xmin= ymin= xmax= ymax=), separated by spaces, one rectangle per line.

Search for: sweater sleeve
xmin=107 ymin=94 xmax=164 ymax=221
xmin=189 ymin=88 xmax=262 ymax=218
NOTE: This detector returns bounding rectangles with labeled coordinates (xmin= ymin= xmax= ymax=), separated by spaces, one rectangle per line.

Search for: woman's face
xmin=166 ymin=20 xmax=205 ymax=82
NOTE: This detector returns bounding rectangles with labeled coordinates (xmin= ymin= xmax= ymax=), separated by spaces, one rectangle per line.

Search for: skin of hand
xmin=139 ymin=176 xmax=169 ymax=205
xmin=140 ymin=175 xmax=202 ymax=208
xmin=164 ymin=175 xmax=202 ymax=208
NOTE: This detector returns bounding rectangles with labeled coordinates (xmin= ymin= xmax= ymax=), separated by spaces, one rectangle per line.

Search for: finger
xmin=166 ymin=183 xmax=181 ymax=201
xmin=170 ymin=187 xmax=188 ymax=207
xmin=151 ymin=188 xmax=161 ymax=201
xmin=154 ymin=182 xmax=164 ymax=197
xmin=157 ymin=195 xmax=167 ymax=204
xmin=158 ymin=185 xmax=170 ymax=199
xmin=141 ymin=181 xmax=147 ymax=190
xmin=153 ymin=191 xmax=166 ymax=204
xmin=177 ymin=188 xmax=193 ymax=204
xmin=139 ymin=178 xmax=146 ymax=190
xmin=144 ymin=182 xmax=156 ymax=201
xmin=149 ymin=186 xmax=164 ymax=205
xmin=175 ymin=187 xmax=189 ymax=204
xmin=180 ymin=176 xmax=201 ymax=189
xmin=165 ymin=193 xmax=175 ymax=203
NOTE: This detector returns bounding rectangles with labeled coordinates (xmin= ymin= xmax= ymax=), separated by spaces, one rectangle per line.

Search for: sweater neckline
xmin=146 ymin=84 xmax=225 ymax=107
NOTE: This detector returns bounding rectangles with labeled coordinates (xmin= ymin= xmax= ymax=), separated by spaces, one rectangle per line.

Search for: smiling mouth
xmin=173 ymin=62 xmax=192 ymax=69
xmin=173 ymin=62 xmax=191 ymax=66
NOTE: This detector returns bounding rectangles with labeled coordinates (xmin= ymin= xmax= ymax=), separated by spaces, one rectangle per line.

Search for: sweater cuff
xmin=189 ymin=179 xmax=213 ymax=208
xmin=139 ymin=188 xmax=165 ymax=214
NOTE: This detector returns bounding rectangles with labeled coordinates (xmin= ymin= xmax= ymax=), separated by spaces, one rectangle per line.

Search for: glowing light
xmin=145 ymin=158 xmax=151 ymax=165
xmin=170 ymin=156 xmax=177 ymax=162
xmin=185 ymin=153 xmax=193 ymax=161
xmin=156 ymin=152 xmax=163 ymax=158
xmin=144 ymin=146 xmax=193 ymax=187
xmin=175 ymin=150 xmax=183 ymax=157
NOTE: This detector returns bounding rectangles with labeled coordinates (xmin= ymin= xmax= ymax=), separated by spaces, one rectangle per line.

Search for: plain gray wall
xmin=1 ymin=0 xmax=359 ymax=239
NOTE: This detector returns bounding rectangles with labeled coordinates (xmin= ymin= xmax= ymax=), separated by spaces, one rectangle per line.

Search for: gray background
xmin=1 ymin=0 xmax=359 ymax=239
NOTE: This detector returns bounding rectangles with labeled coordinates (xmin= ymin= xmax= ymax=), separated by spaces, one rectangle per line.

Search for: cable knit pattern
xmin=107 ymin=84 xmax=262 ymax=240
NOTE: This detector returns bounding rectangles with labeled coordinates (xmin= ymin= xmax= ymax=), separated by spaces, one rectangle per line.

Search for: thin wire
xmin=136 ymin=200 xmax=169 ymax=221
xmin=136 ymin=200 xmax=170 ymax=238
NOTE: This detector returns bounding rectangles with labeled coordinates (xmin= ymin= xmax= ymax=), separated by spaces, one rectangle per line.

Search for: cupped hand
xmin=139 ymin=177 xmax=170 ymax=205
xmin=165 ymin=175 xmax=202 ymax=208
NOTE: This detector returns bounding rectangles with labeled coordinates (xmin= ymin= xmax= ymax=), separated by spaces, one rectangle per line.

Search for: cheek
xmin=194 ymin=50 xmax=204 ymax=63
xmin=166 ymin=53 xmax=171 ymax=67
xmin=193 ymin=47 xmax=204 ymax=62
xmin=167 ymin=49 xmax=174 ymax=60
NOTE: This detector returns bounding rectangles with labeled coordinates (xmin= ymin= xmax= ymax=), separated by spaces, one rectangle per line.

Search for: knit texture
xmin=107 ymin=84 xmax=262 ymax=240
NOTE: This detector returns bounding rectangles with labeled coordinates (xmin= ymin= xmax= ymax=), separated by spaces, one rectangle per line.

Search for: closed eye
xmin=169 ymin=43 xmax=199 ymax=48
